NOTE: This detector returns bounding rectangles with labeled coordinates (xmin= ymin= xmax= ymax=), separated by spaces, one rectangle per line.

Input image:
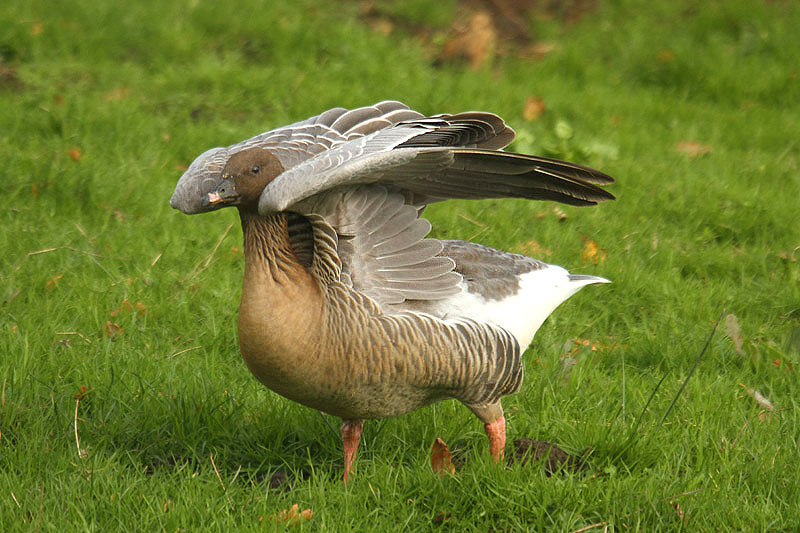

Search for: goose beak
xmin=205 ymin=191 xmax=224 ymax=205
xmin=201 ymin=176 xmax=238 ymax=208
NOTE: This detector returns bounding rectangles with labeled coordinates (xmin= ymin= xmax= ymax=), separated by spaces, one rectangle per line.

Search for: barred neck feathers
xmin=239 ymin=211 xmax=306 ymax=283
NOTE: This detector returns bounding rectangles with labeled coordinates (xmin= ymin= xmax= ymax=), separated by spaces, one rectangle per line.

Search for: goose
xmin=170 ymin=101 xmax=614 ymax=481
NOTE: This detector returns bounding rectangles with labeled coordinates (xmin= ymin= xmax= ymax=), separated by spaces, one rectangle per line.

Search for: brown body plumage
xmin=238 ymin=211 xmax=520 ymax=424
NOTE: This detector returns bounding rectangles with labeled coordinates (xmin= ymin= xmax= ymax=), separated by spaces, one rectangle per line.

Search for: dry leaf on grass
xmin=523 ymin=95 xmax=546 ymax=121
xmin=104 ymin=87 xmax=130 ymax=102
xmin=581 ymin=238 xmax=607 ymax=264
xmin=68 ymin=148 xmax=82 ymax=161
xmin=657 ymin=48 xmax=675 ymax=63
xmin=431 ymin=436 xmax=456 ymax=474
xmin=104 ymin=321 xmax=123 ymax=338
xmin=270 ymin=503 xmax=313 ymax=525
xmin=369 ymin=17 xmax=394 ymax=36
xmin=110 ymin=300 xmax=147 ymax=317
xmin=517 ymin=239 xmax=551 ymax=257
xmin=433 ymin=511 xmax=452 ymax=524
xmin=676 ymin=141 xmax=712 ymax=158
xmin=563 ymin=338 xmax=620 ymax=358
xmin=46 ymin=275 xmax=63 ymax=289
xmin=441 ymin=12 xmax=496 ymax=70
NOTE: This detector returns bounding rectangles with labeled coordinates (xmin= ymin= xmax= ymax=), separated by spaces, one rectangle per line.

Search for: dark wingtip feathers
xmin=446 ymin=149 xmax=615 ymax=206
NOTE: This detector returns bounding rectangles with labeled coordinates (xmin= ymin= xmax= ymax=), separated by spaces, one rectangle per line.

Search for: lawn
xmin=2 ymin=0 xmax=799 ymax=530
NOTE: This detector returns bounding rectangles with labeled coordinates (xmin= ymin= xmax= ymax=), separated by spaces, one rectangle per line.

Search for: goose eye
xmin=251 ymin=165 xmax=260 ymax=174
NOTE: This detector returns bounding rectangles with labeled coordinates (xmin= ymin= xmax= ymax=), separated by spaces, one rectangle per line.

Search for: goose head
xmin=203 ymin=148 xmax=285 ymax=211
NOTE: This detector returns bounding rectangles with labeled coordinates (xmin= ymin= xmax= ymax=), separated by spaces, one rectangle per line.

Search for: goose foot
xmin=484 ymin=416 xmax=506 ymax=462
xmin=341 ymin=419 xmax=363 ymax=483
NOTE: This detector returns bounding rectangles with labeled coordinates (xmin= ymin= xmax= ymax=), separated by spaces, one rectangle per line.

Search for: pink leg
xmin=341 ymin=419 xmax=363 ymax=483
xmin=484 ymin=416 xmax=506 ymax=462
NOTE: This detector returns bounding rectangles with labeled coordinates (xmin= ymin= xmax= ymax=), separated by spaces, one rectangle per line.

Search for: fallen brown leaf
xmin=433 ymin=511 xmax=452 ymax=524
xmin=110 ymin=300 xmax=132 ymax=317
xmin=104 ymin=321 xmax=123 ymax=338
xmin=431 ymin=436 xmax=456 ymax=474
xmin=657 ymin=48 xmax=675 ymax=63
xmin=110 ymin=300 xmax=147 ymax=317
xmin=572 ymin=338 xmax=601 ymax=351
xmin=104 ymin=87 xmax=130 ymax=102
xmin=441 ymin=11 xmax=496 ymax=70
xmin=369 ymin=16 xmax=394 ymax=36
xmin=676 ymin=141 xmax=712 ymax=158
xmin=523 ymin=95 xmax=546 ymax=121
xmin=46 ymin=275 xmax=63 ymax=289
xmin=581 ymin=238 xmax=607 ymax=264
xmin=565 ymin=338 xmax=620 ymax=356
xmin=75 ymin=386 xmax=89 ymax=400
xmin=68 ymin=148 xmax=82 ymax=161
xmin=271 ymin=503 xmax=313 ymax=525
xmin=517 ymin=239 xmax=551 ymax=257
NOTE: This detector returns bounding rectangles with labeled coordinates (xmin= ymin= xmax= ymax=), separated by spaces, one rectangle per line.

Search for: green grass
xmin=2 ymin=0 xmax=799 ymax=530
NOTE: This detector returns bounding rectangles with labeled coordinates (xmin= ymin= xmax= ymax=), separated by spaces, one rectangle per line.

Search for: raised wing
xmin=172 ymin=101 xmax=615 ymax=312
xmin=257 ymin=115 xmax=613 ymax=214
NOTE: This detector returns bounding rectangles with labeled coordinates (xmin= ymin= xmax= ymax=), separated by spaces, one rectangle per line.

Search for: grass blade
xmin=659 ymin=310 xmax=725 ymax=425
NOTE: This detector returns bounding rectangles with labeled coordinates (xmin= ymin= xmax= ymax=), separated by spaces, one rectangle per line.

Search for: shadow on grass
xmin=80 ymin=383 xmax=349 ymax=487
